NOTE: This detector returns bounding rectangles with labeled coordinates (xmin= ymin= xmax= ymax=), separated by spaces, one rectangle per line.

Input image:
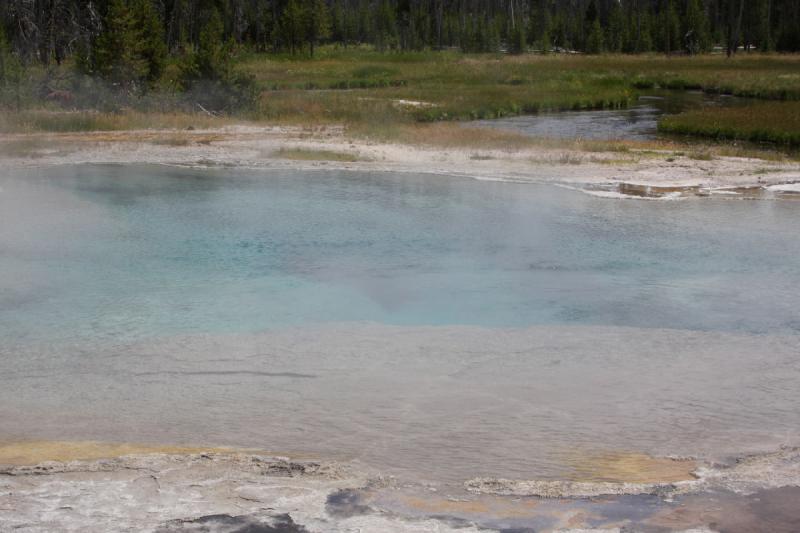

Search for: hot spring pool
xmin=1 ymin=164 xmax=799 ymax=484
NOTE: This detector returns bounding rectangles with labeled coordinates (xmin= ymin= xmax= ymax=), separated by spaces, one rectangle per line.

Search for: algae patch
xmin=0 ymin=440 xmax=234 ymax=466
xmin=564 ymin=451 xmax=697 ymax=484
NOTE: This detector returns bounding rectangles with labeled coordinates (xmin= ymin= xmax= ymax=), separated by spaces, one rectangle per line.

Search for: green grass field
xmin=658 ymin=101 xmax=800 ymax=146
xmin=3 ymin=48 xmax=800 ymax=152
xmin=243 ymin=49 xmax=800 ymax=125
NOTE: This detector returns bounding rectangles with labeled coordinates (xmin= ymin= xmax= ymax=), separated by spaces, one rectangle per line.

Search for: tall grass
xmin=0 ymin=110 xmax=233 ymax=133
xmin=4 ymin=50 xmax=800 ymax=142
xmin=658 ymin=101 xmax=800 ymax=146
xmin=240 ymin=50 xmax=800 ymax=125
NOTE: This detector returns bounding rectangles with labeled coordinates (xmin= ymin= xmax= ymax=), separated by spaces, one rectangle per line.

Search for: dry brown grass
xmin=347 ymin=121 xmax=535 ymax=149
xmin=0 ymin=110 xmax=235 ymax=133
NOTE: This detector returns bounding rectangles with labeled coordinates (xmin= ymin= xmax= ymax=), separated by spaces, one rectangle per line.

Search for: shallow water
xmin=473 ymin=91 xmax=742 ymax=140
xmin=1 ymin=165 xmax=799 ymax=485
xmin=474 ymin=104 xmax=663 ymax=140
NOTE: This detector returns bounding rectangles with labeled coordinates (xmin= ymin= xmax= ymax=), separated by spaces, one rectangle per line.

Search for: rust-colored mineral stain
xmin=565 ymin=451 xmax=697 ymax=483
xmin=0 ymin=440 xmax=235 ymax=466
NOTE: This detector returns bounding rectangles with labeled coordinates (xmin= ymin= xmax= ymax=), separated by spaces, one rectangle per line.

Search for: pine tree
xmin=281 ymin=0 xmax=307 ymax=54
xmin=4 ymin=0 xmax=800 ymax=71
xmin=586 ymin=19 xmax=605 ymax=53
xmin=306 ymin=0 xmax=331 ymax=57
xmin=486 ymin=18 xmax=501 ymax=52
xmin=726 ymin=0 xmax=746 ymax=56
xmin=0 ymin=24 xmax=8 ymax=85
xmin=607 ymin=2 xmax=625 ymax=53
xmin=92 ymin=0 xmax=147 ymax=91
xmin=635 ymin=9 xmax=654 ymax=53
xmin=1 ymin=17 xmax=25 ymax=110
xmin=375 ymin=0 xmax=397 ymax=52
xmin=775 ymin=0 xmax=800 ymax=51
xmin=656 ymin=0 xmax=681 ymax=54
xmin=533 ymin=4 xmax=552 ymax=53
xmin=132 ymin=0 xmax=167 ymax=82
xmin=755 ymin=0 xmax=773 ymax=51
xmin=684 ymin=0 xmax=710 ymax=54
xmin=358 ymin=0 xmax=373 ymax=43
xmin=331 ymin=0 xmax=346 ymax=43
xmin=509 ymin=21 xmax=526 ymax=54
xmin=195 ymin=8 xmax=229 ymax=80
xmin=89 ymin=0 xmax=167 ymax=91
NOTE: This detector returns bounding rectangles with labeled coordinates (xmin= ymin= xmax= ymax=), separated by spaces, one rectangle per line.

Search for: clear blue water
xmin=2 ymin=164 xmax=800 ymax=482
xmin=2 ymin=164 xmax=799 ymax=344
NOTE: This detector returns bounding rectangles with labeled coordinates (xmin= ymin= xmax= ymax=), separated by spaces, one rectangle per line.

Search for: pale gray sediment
xmin=3 ymin=447 xmax=800 ymax=532
xmin=0 ymin=452 xmax=484 ymax=532
xmin=464 ymin=478 xmax=678 ymax=498
xmin=1 ymin=126 xmax=799 ymax=193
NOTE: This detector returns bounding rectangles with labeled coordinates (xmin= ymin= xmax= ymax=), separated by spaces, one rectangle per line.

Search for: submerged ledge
xmin=0 ymin=440 xmax=241 ymax=467
xmin=466 ymin=447 xmax=800 ymax=499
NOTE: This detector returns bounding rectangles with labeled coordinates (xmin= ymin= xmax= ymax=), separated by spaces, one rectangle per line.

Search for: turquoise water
xmin=2 ymin=164 xmax=799 ymax=343
xmin=2 ymin=164 xmax=800 ymax=482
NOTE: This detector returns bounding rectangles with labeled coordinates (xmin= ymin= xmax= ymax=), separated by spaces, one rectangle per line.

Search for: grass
xmin=687 ymin=150 xmax=714 ymax=160
xmin=246 ymin=50 xmax=638 ymax=124
xmin=243 ymin=50 xmax=800 ymax=124
xmin=245 ymin=50 xmax=800 ymax=154
xmin=4 ymin=51 xmax=800 ymax=134
xmin=273 ymin=147 xmax=363 ymax=162
xmin=658 ymin=101 xmax=800 ymax=146
xmin=626 ymin=55 xmax=800 ymax=100
xmin=0 ymin=110 xmax=233 ymax=133
xmin=3 ymin=48 xmax=800 ymax=162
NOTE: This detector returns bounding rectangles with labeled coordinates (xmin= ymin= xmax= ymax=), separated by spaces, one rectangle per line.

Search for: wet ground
xmin=2 ymin=448 xmax=800 ymax=532
xmin=577 ymin=181 xmax=800 ymax=200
